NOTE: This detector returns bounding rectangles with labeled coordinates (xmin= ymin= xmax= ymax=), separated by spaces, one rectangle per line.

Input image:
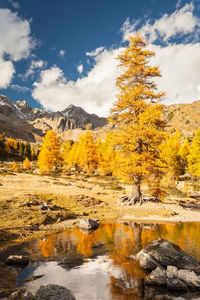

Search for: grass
xmin=0 ymin=161 xmax=199 ymax=247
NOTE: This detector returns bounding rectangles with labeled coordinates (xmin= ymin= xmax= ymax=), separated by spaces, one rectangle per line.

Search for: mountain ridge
xmin=1 ymin=94 xmax=200 ymax=142
xmin=0 ymin=95 xmax=107 ymax=142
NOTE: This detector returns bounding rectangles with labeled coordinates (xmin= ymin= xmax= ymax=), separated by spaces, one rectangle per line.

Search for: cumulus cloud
xmin=77 ymin=64 xmax=83 ymax=74
xmin=0 ymin=8 xmax=34 ymax=87
xmin=32 ymin=48 xmax=123 ymax=116
xmin=150 ymin=43 xmax=200 ymax=104
xmin=120 ymin=18 xmax=140 ymax=42
xmin=0 ymin=58 xmax=15 ymax=88
xmin=59 ymin=49 xmax=66 ymax=57
xmin=24 ymin=59 xmax=46 ymax=79
xmin=86 ymin=47 xmax=105 ymax=57
xmin=121 ymin=3 xmax=199 ymax=43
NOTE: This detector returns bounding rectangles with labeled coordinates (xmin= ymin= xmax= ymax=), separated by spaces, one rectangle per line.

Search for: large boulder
xmin=145 ymin=265 xmax=200 ymax=290
xmin=34 ymin=284 xmax=76 ymax=300
xmin=5 ymin=255 xmax=29 ymax=267
xmin=136 ymin=238 xmax=200 ymax=273
xmin=136 ymin=238 xmax=200 ymax=290
xmin=79 ymin=219 xmax=99 ymax=230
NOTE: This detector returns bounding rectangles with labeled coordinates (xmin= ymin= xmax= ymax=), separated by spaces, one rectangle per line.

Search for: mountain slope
xmin=0 ymin=95 xmax=107 ymax=142
xmin=164 ymin=101 xmax=200 ymax=136
xmin=1 ymin=94 xmax=200 ymax=142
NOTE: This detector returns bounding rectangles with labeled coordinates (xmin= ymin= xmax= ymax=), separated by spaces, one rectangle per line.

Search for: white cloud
xmin=8 ymin=0 xmax=20 ymax=10
xmin=59 ymin=49 xmax=66 ymax=57
xmin=77 ymin=64 xmax=83 ymax=74
xmin=150 ymin=43 xmax=200 ymax=104
xmin=10 ymin=84 xmax=30 ymax=92
xmin=176 ymin=0 xmax=182 ymax=9
xmin=86 ymin=47 xmax=105 ymax=57
xmin=32 ymin=48 xmax=123 ymax=116
xmin=24 ymin=59 xmax=46 ymax=79
xmin=0 ymin=8 xmax=34 ymax=88
xmin=0 ymin=58 xmax=15 ymax=88
xmin=0 ymin=9 xmax=34 ymax=61
xmin=122 ymin=3 xmax=199 ymax=43
xmin=120 ymin=18 xmax=140 ymax=42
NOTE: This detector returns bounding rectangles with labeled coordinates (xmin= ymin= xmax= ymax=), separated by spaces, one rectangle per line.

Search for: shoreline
xmin=0 ymin=171 xmax=200 ymax=246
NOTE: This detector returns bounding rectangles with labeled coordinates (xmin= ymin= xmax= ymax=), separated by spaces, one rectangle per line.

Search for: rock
xmin=0 ymin=291 xmax=9 ymax=299
xmin=5 ymin=255 xmax=29 ymax=267
xmin=34 ymin=284 xmax=76 ymax=300
xmin=178 ymin=269 xmax=200 ymax=289
xmin=23 ymin=291 xmax=33 ymax=299
xmin=79 ymin=219 xmax=99 ymax=230
xmin=145 ymin=265 xmax=200 ymax=290
xmin=10 ymin=289 xmax=25 ymax=299
xmin=136 ymin=238 xmax=200 ymax=273
xmin=33 ymin=169 xmax=39 ymax=175
xmin=137 ymin=239 xmax=200 ymax=290
xmin=166 ymin=265 xmax=178 ymax=279
xmin=39 ymin=203 xmax=50 ymax=211
xmin=145 ymin=266 xmax=166 ymax=286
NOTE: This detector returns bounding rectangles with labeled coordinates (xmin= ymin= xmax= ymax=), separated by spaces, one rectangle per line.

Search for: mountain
xmin=1 ymin=94 xmax=200 ymax=143
xmin=0 ymin=95 xmax=107 ymax=142
xmin=163 ymin=101 xmax=200 ymax=136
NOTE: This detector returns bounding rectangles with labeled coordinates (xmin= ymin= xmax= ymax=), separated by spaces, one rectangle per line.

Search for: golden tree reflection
xmin=37 ymin=222 xmax=200 ymax=299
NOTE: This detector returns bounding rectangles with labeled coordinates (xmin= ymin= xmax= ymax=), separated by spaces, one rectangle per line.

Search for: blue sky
xmin=0 ymin=0 xmax=200 ymax=116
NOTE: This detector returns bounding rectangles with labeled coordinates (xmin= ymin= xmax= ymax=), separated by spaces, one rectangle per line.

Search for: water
xmin=3 ymin=222 xmax=200 ymax=299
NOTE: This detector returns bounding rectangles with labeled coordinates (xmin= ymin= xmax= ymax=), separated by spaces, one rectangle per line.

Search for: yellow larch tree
xmin=97 ymin=132 xmax=117 ymax=175
xmin=38 ymin=130 xmax=61 ymax=175
xmin=12 ymin=162 xmax=18 ymax=172
xmin=179 ymin=137 xmax=190 ymax=173
xmin=188 ymin=130 xmax=200 ymax=177
xmin=23 ymin=157 xmax=31 ymax=169
xmin=78 ymin=129 xmax=98 ymax=175
xmin=109 ymin=34 xmax=166 ymax=204
xmin=160 ymin=130 xmax=183 ymax=179
xmin=61 ymin=140 xmax=73 ymax=173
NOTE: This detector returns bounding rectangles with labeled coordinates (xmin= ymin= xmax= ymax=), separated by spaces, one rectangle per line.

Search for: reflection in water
xmin=16 ymin=222 xmax=200 ymax=300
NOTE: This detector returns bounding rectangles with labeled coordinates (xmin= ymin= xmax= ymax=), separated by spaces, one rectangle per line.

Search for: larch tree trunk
xmin=129 ymin=183 xmax=142 ymax=204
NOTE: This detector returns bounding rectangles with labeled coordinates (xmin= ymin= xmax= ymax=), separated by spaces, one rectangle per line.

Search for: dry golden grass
xmin=0 ymin=162 xmax=199 ymax=246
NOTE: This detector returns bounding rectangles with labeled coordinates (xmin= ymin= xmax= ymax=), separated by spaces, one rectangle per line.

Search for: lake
xmin=2 ymin=222 xmax=200 ymax=299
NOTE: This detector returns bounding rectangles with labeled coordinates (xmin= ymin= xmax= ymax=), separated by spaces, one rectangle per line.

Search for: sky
xmin=0 ymin=0 xmax=200 ymax=116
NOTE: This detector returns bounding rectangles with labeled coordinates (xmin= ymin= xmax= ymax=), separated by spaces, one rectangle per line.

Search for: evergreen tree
xmin=109 ymin=34 xmax=166 ymax=203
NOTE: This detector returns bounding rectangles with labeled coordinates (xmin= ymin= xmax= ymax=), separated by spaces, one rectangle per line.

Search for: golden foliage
xmin=160 ymin=130 xmax=183 ymax=179
xmin=61 ymin=140 xmax=73 ymax=173
xmin=23 ymin=157 xmax=31 ymax=169
xmin=109 ymin=34 xmax=166 ymax=193
xmin=38 ymin=130 xmax=61 ymax=175
xmin=188 ymin=130 xmax=200 ymax=177
xmin=12 ymin=162 xmax=18 ymax=172
xmin=97 ymin=132 xmax=117 ymax=175
xmin=77 ymin=129 xmax=98 ymax=175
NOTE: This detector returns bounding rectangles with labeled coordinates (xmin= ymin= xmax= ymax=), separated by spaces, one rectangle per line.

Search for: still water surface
xmin=7 ymin=222 xmax=200 ymax=299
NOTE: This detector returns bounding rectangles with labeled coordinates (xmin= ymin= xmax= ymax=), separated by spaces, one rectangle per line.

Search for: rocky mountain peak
xmin=0 ymin=95 xmax=13 ymax=106
xmin=16 ymin=100 xmax=31 ymax=110
xmin=0 ymin=95 xmax=107 ymax=142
